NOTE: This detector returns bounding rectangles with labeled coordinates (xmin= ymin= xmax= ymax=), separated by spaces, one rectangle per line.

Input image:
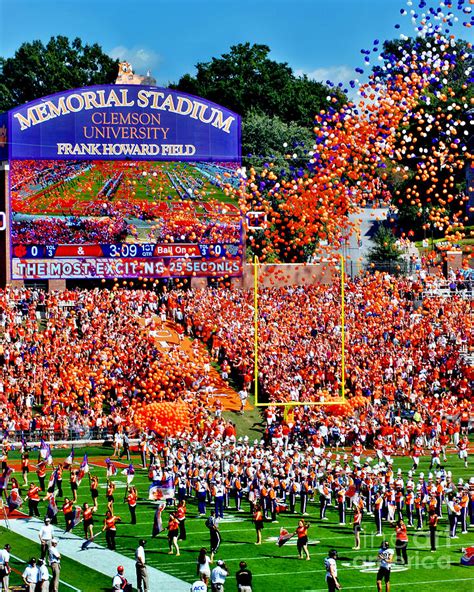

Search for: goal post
xmin=253 ymin=254 xmax=347 ymax=408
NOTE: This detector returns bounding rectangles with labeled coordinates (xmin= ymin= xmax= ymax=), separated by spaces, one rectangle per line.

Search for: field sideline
xmin=0 ymin=445 xmax=473 ymax=591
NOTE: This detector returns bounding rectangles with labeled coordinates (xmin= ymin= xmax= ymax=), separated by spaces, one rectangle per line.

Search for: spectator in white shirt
xmin=49 ymin=539 xmax=61 ymax=592
xmin=37 ymin=559 xmax=49 ymax=592
xmin=0 ymin=543 xmax=11 ymax=591
xmin=22 ymin=558 xmax=39 ymax=592
xmin=39 ymin=517 xmax=55 ymax=560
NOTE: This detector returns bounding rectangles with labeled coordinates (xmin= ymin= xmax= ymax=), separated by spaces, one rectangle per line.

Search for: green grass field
xmin=1 ymin=442 xmax=473 ymax=591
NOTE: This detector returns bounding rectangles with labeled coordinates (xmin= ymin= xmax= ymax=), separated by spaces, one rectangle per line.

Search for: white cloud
xmin=109 ymin=45 xmax=162 ymax=74
xmin=295 ymin=65 xmax=354 ymax=87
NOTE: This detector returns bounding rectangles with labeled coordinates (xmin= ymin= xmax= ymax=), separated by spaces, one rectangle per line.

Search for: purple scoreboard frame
xmin=1 ymin=85 xmax=243 ymax=280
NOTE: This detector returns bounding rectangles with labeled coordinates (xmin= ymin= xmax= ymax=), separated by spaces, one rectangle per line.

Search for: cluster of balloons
xmin=322 ymin=394 xmax=367 ymax=418
xmin=238 ymin=0 xmax=473 ymax=265
xmin=132 ymin=401 xmax=191 ymax=436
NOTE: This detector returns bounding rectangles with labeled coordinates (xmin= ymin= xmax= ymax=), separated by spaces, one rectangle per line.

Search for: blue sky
xmin=0 ymin=0 xmax=471 ymax=90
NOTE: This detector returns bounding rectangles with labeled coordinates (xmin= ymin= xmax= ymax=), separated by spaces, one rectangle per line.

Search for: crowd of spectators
xmin=0 ymin=270 xmax=471 ymax=449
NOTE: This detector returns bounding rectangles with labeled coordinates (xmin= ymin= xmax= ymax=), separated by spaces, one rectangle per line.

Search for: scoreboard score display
xmin=4 ymin=85 xmax=243 ymax=281
xmin=11 ymin=240 xmax=242 ymax=280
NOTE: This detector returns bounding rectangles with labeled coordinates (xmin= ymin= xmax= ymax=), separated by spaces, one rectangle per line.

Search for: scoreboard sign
xmin=3 ymin=85 xmax=243 ymax=281
xmin=7 ymin=85 xmax=240 ymax=162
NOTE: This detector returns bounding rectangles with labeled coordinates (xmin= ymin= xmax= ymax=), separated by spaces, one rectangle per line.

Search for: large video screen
xmin=10 ymin=159 xmax=243 ymax=279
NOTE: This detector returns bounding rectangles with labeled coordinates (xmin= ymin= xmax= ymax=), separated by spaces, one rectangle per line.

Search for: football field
xmin=1 ymin=444 xmax=473 ymax=591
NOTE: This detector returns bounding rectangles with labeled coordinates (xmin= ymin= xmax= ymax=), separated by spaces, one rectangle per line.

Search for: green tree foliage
xmin=367 ymin=224 xmax=404 ymax=265
xmin=0 ymin=36 xmax=118 ymax=111
xmin=242 ymin=111 xmax=314 ymax=169
xmin=172 ymin=42 xmax=343 ymax=127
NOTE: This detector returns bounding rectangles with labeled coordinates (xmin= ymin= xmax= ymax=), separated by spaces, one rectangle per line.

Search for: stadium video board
xmin=4 ymin=85 xmax=243 ymax=280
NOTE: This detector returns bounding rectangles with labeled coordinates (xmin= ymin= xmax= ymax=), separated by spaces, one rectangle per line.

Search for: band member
xmin=405 ymin=487 xmax=414 ymax=527
xmin=319 ymin=481 xmax=331 ymax=520
xmin=374 ymin=489 xmax=383 ymax=536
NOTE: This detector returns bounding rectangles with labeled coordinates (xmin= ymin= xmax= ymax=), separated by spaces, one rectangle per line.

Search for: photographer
xmin=211 ymin=559 xmax=228 ymax=592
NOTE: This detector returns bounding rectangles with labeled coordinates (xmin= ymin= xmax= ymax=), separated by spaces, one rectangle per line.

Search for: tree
xmin=242 ymin=111 xmax=314 ymax=169
xmin=171 ymin=42 xmax=344 ymax=127
xmin=367 ymin=224 xmax=404 ymax=268
xmin=0 ymin=36 xmax=118 ymax=111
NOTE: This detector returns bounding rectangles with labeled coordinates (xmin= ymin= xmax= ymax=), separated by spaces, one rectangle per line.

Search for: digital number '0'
xmin=0 ymin=212 xmax=5 ymax=231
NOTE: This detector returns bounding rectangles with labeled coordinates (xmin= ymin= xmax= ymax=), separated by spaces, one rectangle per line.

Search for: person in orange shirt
xmin=102 ymin=509 xmax=121 ymax=550
xmin=167 ymin=513 xmax=180 ymax=556
xmin=352 ymin=499 xmax=363 ymax=550
xmin=295 ymin=519 xmax=310 ymax=561
xmin=27 ymin=483 xmax=41 ymax=517
xmin=82 ymin=502 xmax=95 ymax=540
xmin=394 ymin=518 xmax=408 ymax=565
xmin=90 ymin=475 xmax=99 ymax=511
xmin=106 ymin=480 xmax=115 ymax=514
xmin=428 ymin=510 xmax=439 ymax=552
xmin=253 ymin=504 xmax=264 ymax=545
xmin=176 ymin=499 xmax=187 ymax=541
xmin=62 ymin=498 xmax=74 ymax=532
xmin=127 ymin=486 xmax=137 ymax=525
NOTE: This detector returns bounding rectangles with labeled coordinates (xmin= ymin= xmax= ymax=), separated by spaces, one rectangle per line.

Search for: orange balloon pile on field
xmin=132 ymin=401 xmax=191 ymax=436
xmin=322 ymin=394 xmax=367 ymax=418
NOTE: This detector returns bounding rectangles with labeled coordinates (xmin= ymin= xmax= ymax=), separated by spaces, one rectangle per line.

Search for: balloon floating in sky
xmin=236 ymin=0 xmax=473 ymax=265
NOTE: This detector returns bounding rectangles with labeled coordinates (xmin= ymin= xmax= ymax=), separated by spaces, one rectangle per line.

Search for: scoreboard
xmin=11 ymin=243 xmax=243 ymax=280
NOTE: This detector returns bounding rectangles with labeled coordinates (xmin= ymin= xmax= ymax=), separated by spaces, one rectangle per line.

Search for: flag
xmin=80 ymin=454 xmax=89 ymax=474
xmin=148 ymin=478 xmax=175 ymax=501
xmin=7 ymin=490 xmax=23 ymax=511
xmin=122 ymin=464 xmax=134 ymax=485
xmin=77 ymin=455 xmax=89 ymax=486
xmin=106 ymin=458 xmax=117 ymax=478
xmin=63 ymin=447 xmax=74 ymax=470
xmin=21 ymin=437 xmax=27 ymax=452
xmin=47 ymin=496 xmax=58 ymax=519
xmin=45 ymin=444 xmax=53 ymax=466
xmin=277 ymin=528 xmax=295 ymax=547
xmin=81 ymin=531 xmax=102 ymax=551
xmin=152 ymin=503 xmax=166 ymax=537
xmin=68 ymin=507 xmax=82 ymax=531
xmin=0 ymin=468 xmax=13 ymax=491
xmin=39 ymin=439 xmax=48 ymax=459
xmin=47 ymin=468 xmax=58 ymax=492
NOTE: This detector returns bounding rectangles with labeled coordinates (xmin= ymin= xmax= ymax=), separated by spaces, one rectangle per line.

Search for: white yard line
xmin=8 ymin=518 xmax=190 ymax=592
xmin=304 ymin=577 xmax=474 ymax=592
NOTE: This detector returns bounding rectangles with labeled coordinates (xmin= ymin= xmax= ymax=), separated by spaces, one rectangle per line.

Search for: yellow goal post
xmin=253 ymin=254 xmax=347 ymax=409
